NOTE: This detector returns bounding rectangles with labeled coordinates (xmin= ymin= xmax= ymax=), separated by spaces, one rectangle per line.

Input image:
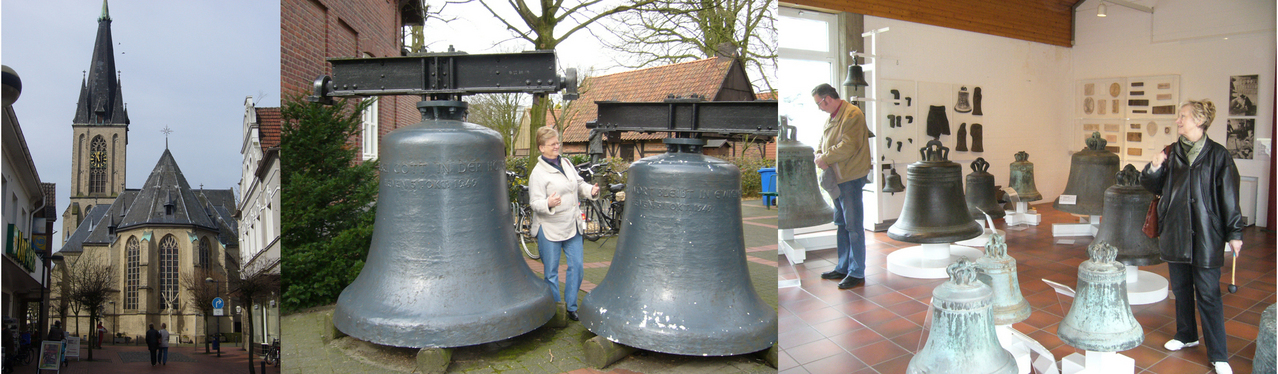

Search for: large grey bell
xmin=908 ymin=258 xmax=1019 ymax=374
xmin=954 ymin=86 xmax=972 ymax=113
xmin=888 ymin=140 xmax=983 ymax=243
xmin=1054 ymin=132 xmax=1119 ymax=216
xmin=777 ymin=122 xmax=835 ymax=229
xmin=965 ymin=158 xmax=1005 ymax=220
xmin=843 ymin=64 xmax=868 ymax=87
xmin=579 ymin=138 xmax=777 ymax=356
xmin=1057 ymin=240 xmax=1144 ymax=352
xmin=1094 ymin=165 xmax=1163 ymax=266
xmin=333 ymin=101 xmax=555 ymax=348
xmin=1008 ymin=151 xmax=1042 ymax=202
xmin=883 ymin=164 xmax=905 ymax=193
xmin=1255 ymin=303 xmax=1277 ymax=373
xmin=974 ymin=233 xmax=1030 ymax=325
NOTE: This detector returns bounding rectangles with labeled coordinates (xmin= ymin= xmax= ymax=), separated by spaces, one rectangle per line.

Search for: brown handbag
xmin=1142 ymin=145 xmax=1174 ymax=238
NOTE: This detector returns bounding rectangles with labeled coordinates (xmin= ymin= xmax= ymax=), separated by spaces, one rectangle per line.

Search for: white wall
xmin=1073 ymin=0 xmax=1276 ymax=227
xmin=863 ymin=16 xmax=1077 ymax=205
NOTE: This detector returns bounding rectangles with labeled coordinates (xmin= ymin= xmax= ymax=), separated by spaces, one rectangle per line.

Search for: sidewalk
xmin=282 ymin=199 xmax=779 ymax=373
xmin=10 ymin=340 xmax=281 ymax=374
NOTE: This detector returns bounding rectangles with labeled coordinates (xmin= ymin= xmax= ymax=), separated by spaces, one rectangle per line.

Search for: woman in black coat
xmin=1141 ymin=99 xmax=1244 ymax=374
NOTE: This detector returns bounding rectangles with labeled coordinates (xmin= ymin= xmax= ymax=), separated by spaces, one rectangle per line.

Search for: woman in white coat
xmin=528 ymin=127 xmax=599 ymax=321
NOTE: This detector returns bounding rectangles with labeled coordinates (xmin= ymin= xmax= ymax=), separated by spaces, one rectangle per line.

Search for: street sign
xmin=213 ymin=297 xmax=224 ymax=316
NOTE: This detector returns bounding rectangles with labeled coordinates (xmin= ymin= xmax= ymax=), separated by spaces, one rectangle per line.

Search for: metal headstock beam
xmin=310 ymin=50 xmax=577 ymax=103
xmin=588 ymin=99 xmax=779 ymax=141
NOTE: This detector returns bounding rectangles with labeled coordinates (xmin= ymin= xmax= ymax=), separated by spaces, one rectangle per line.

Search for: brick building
xmin=280 ymin=0 xmax=426 ymax=162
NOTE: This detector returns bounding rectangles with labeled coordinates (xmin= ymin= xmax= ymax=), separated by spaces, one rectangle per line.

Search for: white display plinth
xmin=886 ymin=243 xmax=983 ymax=279
xmin=1125 ymin=265 xmax=1169 ymax=305
xmin=956 ymin=220 xmax=1006 ymax=248
xmin=995 ymin=325 xmax=1033 ymax=374
xmin=1052 ymin=215 xmax=1100 ymax=237
xmin=1061 ymin=351 xmax=1135 ymax=374
xmin=1004 ymin=202 xmax=1041 ymax=226
xmin=778 ymin=223 xmax=838 ymax=264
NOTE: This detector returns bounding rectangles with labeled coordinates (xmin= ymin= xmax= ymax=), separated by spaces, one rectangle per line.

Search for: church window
xmin=159 ymin=235 xmax=179 ymax=310
xmin=199 ymin=237 xmax=211 ymax=269
xmin=125 ymin=236 xmax=139 ymax=309
xmin=89 ymin=136 xmax=107 ymax=193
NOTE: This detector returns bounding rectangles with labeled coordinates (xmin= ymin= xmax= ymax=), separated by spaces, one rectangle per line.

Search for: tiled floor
xmin=777 ymin=204 xmax=1276 ymax=374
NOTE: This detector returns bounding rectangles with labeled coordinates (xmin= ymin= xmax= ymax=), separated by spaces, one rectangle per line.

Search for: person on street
xmin=145 ymin=324 xmax=160 ymax=366
xmin=158 ymin=323 xmax=170 ymax=365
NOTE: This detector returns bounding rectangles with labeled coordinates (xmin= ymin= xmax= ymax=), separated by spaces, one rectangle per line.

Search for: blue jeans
xmin=160 ymin=347 xmax=168 ymax=364
xmin=832 ymin=176 xmax=868 ymax=279
xmin=538 ymin=228 xmax=584 ymax=312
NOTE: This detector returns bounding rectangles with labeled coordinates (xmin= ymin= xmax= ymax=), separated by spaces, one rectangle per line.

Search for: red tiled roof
xmin=553 ymin=57 xmax=740 ymax=143
xmin=256 ymin=107 xmax=282 ymax=148
xmin=756 ymin=90 xmax=777 ymax=100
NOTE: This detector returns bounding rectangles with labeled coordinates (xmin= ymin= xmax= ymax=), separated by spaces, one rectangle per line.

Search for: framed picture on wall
xmin=1227 ymin=118 xmax=1255 ymax=159
xmin=1230 ymin=75 xmax=1259 ymax=117
xmin=1128 ymin=75 xmax=1179 ymax=118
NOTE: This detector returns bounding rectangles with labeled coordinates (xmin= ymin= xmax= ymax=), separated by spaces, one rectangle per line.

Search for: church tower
xmin=63 ymin=0 xmax=130 ymax=240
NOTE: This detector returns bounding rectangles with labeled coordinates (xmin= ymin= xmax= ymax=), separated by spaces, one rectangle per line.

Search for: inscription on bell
xmin=380 ymin=160 xmax=506 ymax=175
xmin=384 ymin=178 xmax=480 ymax=190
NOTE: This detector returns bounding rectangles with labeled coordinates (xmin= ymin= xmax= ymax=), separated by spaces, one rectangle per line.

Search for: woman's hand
xmin=1229 ymin=239 xmax=1243 ymax=256
xmin=1152 ymin=148 xmax=1167 ymax=168
xmin=547 ymin=192 xmax=561 ymax=208
xmin=591 ymin=184 xmax=600 ymax=197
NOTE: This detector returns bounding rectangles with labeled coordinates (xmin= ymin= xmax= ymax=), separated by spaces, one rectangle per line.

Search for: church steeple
xmin=74 ymin=0 xmax=129 ymax=125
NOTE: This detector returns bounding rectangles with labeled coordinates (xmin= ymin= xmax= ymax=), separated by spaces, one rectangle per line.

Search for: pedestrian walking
xmin=96 ymin=322 xmax=107 ymax=349
xmin=145 ymin=324 xmax=160 ymax=366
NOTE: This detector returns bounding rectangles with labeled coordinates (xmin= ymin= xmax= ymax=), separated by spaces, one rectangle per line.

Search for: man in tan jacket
xmin=811 ymin=83 xmax=872 ymax=289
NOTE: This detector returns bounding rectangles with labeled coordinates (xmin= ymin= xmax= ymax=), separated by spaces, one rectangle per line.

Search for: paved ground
xmin=8 ymin=340 xmax=282 ymax=374
xmin=281 ymin=199 xmax=780 ymax=374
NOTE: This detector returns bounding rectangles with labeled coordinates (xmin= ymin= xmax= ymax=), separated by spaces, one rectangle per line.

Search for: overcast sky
xmin=2 ymin=0 xmax=280 ymax=251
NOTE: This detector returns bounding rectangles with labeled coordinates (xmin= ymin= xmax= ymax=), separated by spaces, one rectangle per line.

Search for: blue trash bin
xmin=758 ymin=167 xmax=777 ymax=207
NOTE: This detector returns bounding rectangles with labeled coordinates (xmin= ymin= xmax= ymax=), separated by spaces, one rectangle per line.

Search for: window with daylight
xmin=199 ymin=237 xmax=211 ymax=269
xmin=89 ymin=136 xmax=107 ymax=193
xmin=361 ymin=97 xmax=379 ymax=161
xmin=159 ymin=235 xmax=179 ymax=310
xmin=125 ymin=237 xmax=139 ymax=309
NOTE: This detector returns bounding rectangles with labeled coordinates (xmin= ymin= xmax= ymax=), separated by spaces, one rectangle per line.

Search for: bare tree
xmin=181 ymin=267 xmax=222 ymax=353
xmin=229 ymin=258 xmax=280 ymax=374
xmin=62 ymin=253 xmax=118 ymax=361
xmin=474 ymin=0 xmax=658 ymax=159
xmin=602 ymin=0 xmax=777 ymax=92
xmin=467 ymin=93 xmax=525 ymax=156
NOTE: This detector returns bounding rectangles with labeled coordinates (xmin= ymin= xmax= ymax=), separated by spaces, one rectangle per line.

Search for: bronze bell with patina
xmin=965 ymin=158 xmax=1005 ymax=220
xmin=1094 ymin=165 xmax=1163 ymax=266
xmin=908 ymin=258 xmax=1019 ymax=374
xmin=883 ymin=164 xmax=905 ymax=193
xmin=1054 ymin=132 xmax=1119 ymax=216
xmin=776 ymin=121 xmax=835 ymax=229
xmin=1254 ymin=303 xmax=1277 ymax=373
xmin=1008 ymin=151 xmax=1042 ymax=202
xmin=843 ymin=63 xmax=869 ymax=87
xmin=888 ymin=140 xmax=983 ymax=243
xmin=975 ymin=233 xmax=1031 ymax=325
xmin=579 ymin=137 xmax=778 ymax=356
xmin=333 ymin=100 xmax=555 ymax=349
xmin=1057 ymin=240 xmax=1144 ymax=352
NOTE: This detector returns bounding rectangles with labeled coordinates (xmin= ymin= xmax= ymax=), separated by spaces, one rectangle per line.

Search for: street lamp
xmin=205 ymin=277 xmax=222 ymax=357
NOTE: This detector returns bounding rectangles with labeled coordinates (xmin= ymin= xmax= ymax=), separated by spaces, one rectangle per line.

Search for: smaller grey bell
xmin=843 ymin=64 xmax=868 ymax=87
xmin=1255 ymin=303 xmax=1276 ymax=373
xmin=955 ymin=86 xmax=972 ymax=113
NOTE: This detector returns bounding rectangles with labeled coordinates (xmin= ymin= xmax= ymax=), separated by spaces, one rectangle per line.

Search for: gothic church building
xmin=57 ymin=1 xmax=239 ymax=341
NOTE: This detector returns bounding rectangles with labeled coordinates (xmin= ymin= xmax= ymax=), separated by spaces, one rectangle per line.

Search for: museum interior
xmin=774 ymin=0 xmax=1276 ymax=373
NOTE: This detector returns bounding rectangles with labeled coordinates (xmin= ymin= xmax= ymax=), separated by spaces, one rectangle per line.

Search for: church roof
xmin=59 ymin=150 xmax=240 ymax=253
xmin=59 ymin=203 xmax=114 ymax=253
xmin=118 ymin=149 xmax=223 ymax=230
xmin=73 ymin=0 xmax=129 ymax=126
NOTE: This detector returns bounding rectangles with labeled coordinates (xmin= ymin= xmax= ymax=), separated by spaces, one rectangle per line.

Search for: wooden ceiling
xmin=784 ymin=0 xmax=1085 ymax=47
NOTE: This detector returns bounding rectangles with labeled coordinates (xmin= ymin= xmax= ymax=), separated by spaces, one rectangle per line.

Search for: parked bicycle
xmin=575 ymin=161 xmax=626 ymax=242
xmin=508 ymin=170 xmax=539 ymax=259
xmin=261 ymin=338 xmax=279 ymax=366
